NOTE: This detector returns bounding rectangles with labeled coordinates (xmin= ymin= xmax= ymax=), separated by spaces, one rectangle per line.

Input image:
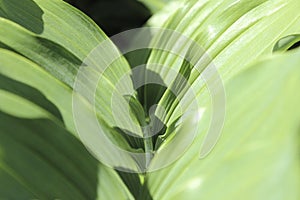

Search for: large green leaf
xmin=0 ymin=0 xmax=141 ymax=197
xmin=0 ymin=111 xmax=134 ymax=199
xmin=0 ymin=72 xmax=134 ymax=199
xmin=0 ymin=0 xmax=146 ymax=137
xmin=0 ymin=112 xmax=99 ymax=199
xmin=0 ymin=50 xmax=142 ymax=199
xmin=0 ymin=75 xmax=89 ymax=198
xmin=144 ymin=49 xmax=300 ymax=199
xmin=147 ymin=0 xmax=300 ymax=126
xmin=138 ymin=0 xmax=300 ymax=161
xmin=0 ymin=17 xmax=142 ymax=137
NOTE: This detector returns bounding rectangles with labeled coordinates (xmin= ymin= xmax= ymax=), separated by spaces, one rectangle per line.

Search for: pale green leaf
xmin=0 ymin=0 xmax=143 ymax=136
xmin=145 ymin=49 xmax=300 ymax=200
xmin=147 ymin=0 xmax=300 ymax=127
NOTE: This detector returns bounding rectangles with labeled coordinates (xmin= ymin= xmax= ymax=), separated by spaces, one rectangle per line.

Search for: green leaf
xmin=148 ymin=0 xmax=300 ymax=125
xmin=97 ymin=166 xmax=135 ymax=200
xmin=0 ymin=74 xmax=63 ymax=122
xmin=0 ymin=0 xmax=107 ymax=60
xmin=137 ymin=0 xmax=173 ymax=13
xmin=0 ymin=74 xmax=134 ymax=199
xmin=0 ymin=1 xmax=144 ymax=137
xmin=273 ymin=34 xmax=300 ymax=52
xmin=0 ymin=111 xmax=134 ymax=200
xmin=0 ymin=0 xmax=143 ymax=196
xmin=147 ymin=0 xmax=184 ymax=26
xmin=0 ymin=89 xmax=58 ymax=122
xmin=0 ymin=46 xmax=142 ymax=175
xmin=0 ymin=112 xmax=99 ymax=199
xmin=145 ymin=49 xmax=300 ymax=200
xmin=0 ymin=49 xmax=77 ymax=133
xmin=0 ymin=0 xmax=146 ymax=135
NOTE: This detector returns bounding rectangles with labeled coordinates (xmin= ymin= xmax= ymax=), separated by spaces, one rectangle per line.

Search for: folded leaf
xmin=145 ymin=49 xmax=300 ymax=200
xmin=147 ymin=0 xmax=300 ymax=128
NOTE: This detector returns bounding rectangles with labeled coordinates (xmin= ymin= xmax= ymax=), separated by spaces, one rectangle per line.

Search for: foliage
xmin=0 ymin=0 xmax=299 ymax=199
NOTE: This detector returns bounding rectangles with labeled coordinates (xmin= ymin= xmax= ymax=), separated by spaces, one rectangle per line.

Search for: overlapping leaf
xmin=0 ymin=0 xmax=136 ymax=198
xmin=147 ymin=0 xmax=300 ymax=127
xmin=144 ymin=49 xmax=300 ymax=200
xmin=0 ymin=0 xmax=300 ymax=199
xmin=0 ymin=52 xmax=135 ymax=199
